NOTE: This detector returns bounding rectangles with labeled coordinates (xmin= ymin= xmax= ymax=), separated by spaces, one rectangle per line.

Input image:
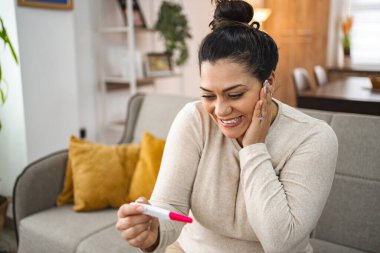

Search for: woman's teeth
xmin=221 ymin=116 xmax=241 ymax=125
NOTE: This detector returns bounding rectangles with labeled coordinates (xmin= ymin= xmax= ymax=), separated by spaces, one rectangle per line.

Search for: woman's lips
xmin=219 ymin=116 xmax=243 ymax=128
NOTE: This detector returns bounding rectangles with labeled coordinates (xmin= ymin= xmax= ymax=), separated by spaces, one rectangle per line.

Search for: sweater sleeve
xmin=147 ymin=103 xmax=203 ymax=252
xmin=239 ymin=124 xmax=338 ymax=253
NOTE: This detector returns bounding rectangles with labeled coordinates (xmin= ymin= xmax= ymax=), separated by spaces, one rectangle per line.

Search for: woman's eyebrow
xmin=199 ymin=84 xmax=247 ymax=92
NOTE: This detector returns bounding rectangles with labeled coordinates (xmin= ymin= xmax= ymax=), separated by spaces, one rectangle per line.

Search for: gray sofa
xmin=13 ymin=93 xmax=380 ymax=253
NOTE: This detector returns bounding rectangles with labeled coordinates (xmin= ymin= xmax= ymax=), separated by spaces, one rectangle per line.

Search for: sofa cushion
xmin=330 ymin=114 xmax=380 ymax=179
xmin=128 ymin=132 xmax=165 ymax=202
xmin=56 ymin=136 xmax=140 ymax=211
xmin=298 ymin=108 xmax=333 ymax=123
xmin=18 ymin=206 xmax=116 ymax=253
xmin=310 ymin=238 xmax=366 ymax=253
xmin=76 ymin=225 xmax=140 ymax=253
xmin=312 ymin=114 xmax=380 ymax=253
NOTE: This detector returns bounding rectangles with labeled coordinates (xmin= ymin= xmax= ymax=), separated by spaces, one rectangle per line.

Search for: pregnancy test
xmin=130 ymin=202 xmax=193 ymax=223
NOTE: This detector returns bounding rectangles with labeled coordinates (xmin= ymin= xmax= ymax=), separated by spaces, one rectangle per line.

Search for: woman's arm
xmin=148 ymin=103 xmax=204 ymax=252
xmin=240 ymin=126 xmax=338 ymax=253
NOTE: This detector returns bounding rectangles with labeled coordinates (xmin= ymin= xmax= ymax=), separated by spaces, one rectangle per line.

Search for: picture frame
xmin=117 ymin=0 xmax=146 ymax=28
xmin=145 ymin=53 xmax=173 ymax=77
xmin=18 ymin=0 xmax=73 ymax=10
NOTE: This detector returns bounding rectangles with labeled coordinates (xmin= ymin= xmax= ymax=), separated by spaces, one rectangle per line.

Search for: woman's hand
xmin=242 ymin=81 xmax=273 ymax=147
xmin=116 ymin=197 xmax=160 ymax=250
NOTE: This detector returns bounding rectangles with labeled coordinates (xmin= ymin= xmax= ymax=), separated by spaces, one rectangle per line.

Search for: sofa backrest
xmin=121 ymin=93 xmax=196 ymax=144
xmin=299 ymin=108 xmax=333 ymax=124
xmin=312 ymin=113 xmax=380 ymax=252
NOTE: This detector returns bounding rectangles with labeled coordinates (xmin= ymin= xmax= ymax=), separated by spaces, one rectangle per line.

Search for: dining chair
xmin=293 ymin=68 xmax=312 ymax=94
xmin=314 ymin=65 xmax=328 ymax=86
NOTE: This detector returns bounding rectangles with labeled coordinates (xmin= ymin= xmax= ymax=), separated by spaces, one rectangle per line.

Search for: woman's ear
xmin=267 ymin=71 xmax=276 ymax=86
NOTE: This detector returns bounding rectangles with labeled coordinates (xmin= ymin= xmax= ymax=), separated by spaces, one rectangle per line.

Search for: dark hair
xmin=198 ymin=0 xmax=279 ymax=83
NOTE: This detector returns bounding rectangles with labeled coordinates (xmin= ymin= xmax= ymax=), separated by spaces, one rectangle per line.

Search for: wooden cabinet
xmin=264 ymin=0 xmax=330 ymax=106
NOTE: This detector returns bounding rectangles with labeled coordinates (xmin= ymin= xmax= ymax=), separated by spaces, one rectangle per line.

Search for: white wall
xmin=181 ymin=0 xmax=214 ymax=97
xmin=73 ymin=0 xmax=97 ymax=141
xmin=0 ymin=0 xmax=28 ymax=196
xmin=16 ymin=5 xmax=79 ymax=163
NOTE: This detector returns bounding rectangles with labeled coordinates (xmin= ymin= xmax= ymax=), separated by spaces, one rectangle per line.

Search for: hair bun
xmin=212 ymin=0 xmax=253 ymax=25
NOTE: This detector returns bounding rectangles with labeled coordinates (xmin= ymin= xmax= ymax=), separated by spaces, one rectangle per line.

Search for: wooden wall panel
xmin=264 ymin=0 xmax=330 ymax=106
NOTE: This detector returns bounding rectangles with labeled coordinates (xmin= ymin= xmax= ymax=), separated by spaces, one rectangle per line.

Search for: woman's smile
xmin=218 ymin=115 xmax=243 ymax=128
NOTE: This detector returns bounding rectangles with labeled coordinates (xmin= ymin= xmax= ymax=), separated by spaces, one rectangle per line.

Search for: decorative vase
xmin=343 ymin=54 xmax=351 ymax=67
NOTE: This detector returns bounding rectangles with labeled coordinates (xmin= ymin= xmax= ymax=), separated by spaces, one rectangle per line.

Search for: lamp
xmin=243 ymin=0 xmax=272 ymax=28
xmin=254 ymin=8 xmax=272 ymax=25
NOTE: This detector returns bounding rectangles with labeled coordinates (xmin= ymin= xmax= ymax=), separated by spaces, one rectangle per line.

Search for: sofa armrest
xmin=13 ymin=150 xmax=68 ymax=241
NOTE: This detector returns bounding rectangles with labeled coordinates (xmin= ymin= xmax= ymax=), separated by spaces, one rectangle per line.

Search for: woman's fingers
xmin=116 ymin=213 xmax=152 ymax=231
xmin=117 ymin=203 xmax=143 ymax=219
xmin=117 ymin=197 xmax=149 ymax=219
xmin=128 ymin=230 xmax=151 ymax=247
xmin=121 ymin=221 xmax=152 ymax=240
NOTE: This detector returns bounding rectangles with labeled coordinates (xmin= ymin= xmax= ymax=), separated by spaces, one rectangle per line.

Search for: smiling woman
xmin=116 ymin=1 xmax=339 ymax=252
xmin=17 ymin=0 xmax=73 ymax=10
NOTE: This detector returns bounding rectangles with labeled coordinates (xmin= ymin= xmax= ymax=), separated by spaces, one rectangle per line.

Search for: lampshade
xmin=242 ymin=0 xmax=271 ymax=23
xmin=254 ymin=8 xmax=272 ymax=23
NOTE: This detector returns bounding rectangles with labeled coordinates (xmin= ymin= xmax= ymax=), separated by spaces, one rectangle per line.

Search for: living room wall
xmin=0 ymin=0 xmax=28 ymax=197
xmin=0 ymin=0 xmax=262 ymax=197
xmin=15 ymin=3 xmax=80 ymax=163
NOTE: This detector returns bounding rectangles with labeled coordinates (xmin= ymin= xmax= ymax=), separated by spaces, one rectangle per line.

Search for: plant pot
xmin=0 ymin=195 xmax=10 ymax=236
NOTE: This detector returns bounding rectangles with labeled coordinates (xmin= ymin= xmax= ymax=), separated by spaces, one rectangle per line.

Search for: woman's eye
xmin=229 ymin=93 xmax=243 ymax=99
xmin=201 ymin=95 xmax=216 ymax=100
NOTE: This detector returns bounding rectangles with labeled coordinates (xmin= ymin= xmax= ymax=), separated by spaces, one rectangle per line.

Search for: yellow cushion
xmin=56 ymin=137 xmax=90 ymax=206
xmin=56 ymin=136 xmax=140 ymax=211
xmin=128 ymin=132 xmax=165 ymax=202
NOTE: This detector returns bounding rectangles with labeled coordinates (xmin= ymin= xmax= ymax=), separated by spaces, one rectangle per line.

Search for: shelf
xmin=100 ymin=27 xmax=156 ymax=34
xmin=105 ymin=77 xmax=155 ymax=90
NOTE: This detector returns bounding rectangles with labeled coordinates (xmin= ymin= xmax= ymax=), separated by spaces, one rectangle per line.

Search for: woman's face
xmin=200 ymin=59 xmax=262 ymax=141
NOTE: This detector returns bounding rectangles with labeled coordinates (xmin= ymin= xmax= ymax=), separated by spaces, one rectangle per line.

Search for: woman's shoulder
xmin=180 ymin=100 xmax=211 ymax=121
xmin=276 ymin=99 xmax=330 ymax=127
xmin=274 ymin=99 xmax=337 ymax=143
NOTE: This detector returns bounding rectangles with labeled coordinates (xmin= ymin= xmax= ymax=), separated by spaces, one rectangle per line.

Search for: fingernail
xmin=136 ymin=205 xmax=144 ymax=212
xmin=264 ymin=80 xmax=270 ymax=94
xmin=136 ymin=197 xmax=145 ymax=202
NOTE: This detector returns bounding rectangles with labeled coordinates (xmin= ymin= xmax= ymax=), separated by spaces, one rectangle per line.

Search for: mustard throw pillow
xmin=56 ymin=136 xmax=140 ymax=211
xmin=128 ymin=132 xmax=165 ymax=202
xmin=56 ymin=137 xmax=90 ymax=206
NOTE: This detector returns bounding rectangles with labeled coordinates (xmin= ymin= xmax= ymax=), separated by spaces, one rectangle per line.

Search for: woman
xmin=116 ymin=1 xmax=338 ymax=252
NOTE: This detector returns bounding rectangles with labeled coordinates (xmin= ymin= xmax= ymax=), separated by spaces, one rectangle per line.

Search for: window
xmin=349 ymin=0 xmax=380 ymax=65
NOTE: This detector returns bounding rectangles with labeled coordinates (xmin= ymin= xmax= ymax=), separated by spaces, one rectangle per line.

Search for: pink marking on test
xmin=169 ymin=212 xmax=193 ymax=223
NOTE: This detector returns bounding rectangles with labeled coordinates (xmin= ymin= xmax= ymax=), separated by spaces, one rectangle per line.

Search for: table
xmin=327 ymin=65 xmax=380 ymax=81
xmin=297 ymin=77 xmax=380 ymax=116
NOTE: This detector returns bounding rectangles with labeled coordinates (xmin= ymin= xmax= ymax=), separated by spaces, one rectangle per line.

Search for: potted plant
xmin=341 ymin=16 xmax=353 ymax=65
xmin=155 ymin=1 xmax=192 ymax=66
xmin=0 ymin=16 xmax=18 ymax=241
xmin=0 ymin=16 xmax=19 ymax=132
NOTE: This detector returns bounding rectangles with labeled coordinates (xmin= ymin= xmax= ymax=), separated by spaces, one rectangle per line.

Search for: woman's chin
xmin=220 ymin=129 xmax=243 ymax=140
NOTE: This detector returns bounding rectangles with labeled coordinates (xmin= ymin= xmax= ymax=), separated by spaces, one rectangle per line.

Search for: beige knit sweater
xmin=149 ymin=99 xmax=338 ymax=253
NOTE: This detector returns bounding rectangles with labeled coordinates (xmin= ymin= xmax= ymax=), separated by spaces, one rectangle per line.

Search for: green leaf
xmin=0 ymin=17 xmax=18 ymax=64
xmin=0 ymin=119 xmax=2 ymax=131
xmin=155 ymin=1 xmax=191 ymax=66
xmin=0 ymin=87 xmax=5 ymax=105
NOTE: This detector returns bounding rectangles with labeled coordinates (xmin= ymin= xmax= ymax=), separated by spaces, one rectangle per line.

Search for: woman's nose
xmin=214 ymin=100 xmax=232 ymax=116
